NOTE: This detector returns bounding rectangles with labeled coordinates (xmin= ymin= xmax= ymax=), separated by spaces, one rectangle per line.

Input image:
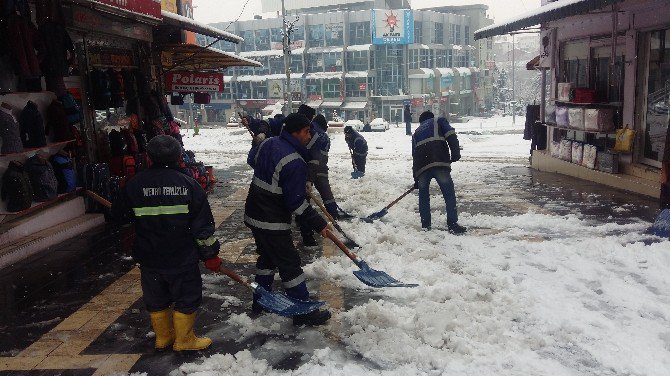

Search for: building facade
xmin=195 ymin=4 xmax=493 ymax=123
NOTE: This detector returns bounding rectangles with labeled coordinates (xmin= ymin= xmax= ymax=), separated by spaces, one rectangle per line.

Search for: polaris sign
xmin=165 ymin=72 xmax=224 ymax=92
xmin=371 ymin=9 xmax=413 ymax=45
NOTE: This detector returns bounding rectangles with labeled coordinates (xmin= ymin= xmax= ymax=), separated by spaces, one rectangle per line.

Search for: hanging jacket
xmin=38 ymin=20 xmax=73 ymax=77
xmin=46 ymin=99 xmax=73 ymax=142
xmin=1 ymin=160 xmax=33 ymax=212
xmin=0 ymin=109 xmax=23 ymax=154
xmin=19 ymin=101 xmax=46 ymax=148
xmin=89 ymin=68 xmax=111 ymax=110
xmin=25 ymin=154 xmax=58 ymax=201
xmin=107 ymin=68 xmax=124 ymax=108
xmin=50 ymin=152 xmax=76 ymax=193
xmin=7 ymin=13 xmax=43 ymax=78
xmin=59 ymin=92 xmax=81 ymax=125
xmin=411 ymin=117 xmax=460 ymax=179
xmin=245 ymin=132 xmax=327 ymax=234
xmin=111 ymin=165 xmax=217 ymax=271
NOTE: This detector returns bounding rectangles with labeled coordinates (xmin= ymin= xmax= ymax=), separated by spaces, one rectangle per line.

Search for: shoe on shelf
xmin=292 ymin=309 xmax=331 ymax=326
xmin=448 ymin=223 xmax=467 ymax=234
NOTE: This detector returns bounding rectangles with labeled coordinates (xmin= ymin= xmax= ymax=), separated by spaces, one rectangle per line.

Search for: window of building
xmin=349 ymin=22 xmax=370 ymax=45
xmin=449 ymin=24 xmax=456 ymax=45
xmin=218 ymin=40 xmax=236 ymax=52
xmin=293 ymin=25 xmax=304 ymax=41
xmin=325 ymin=23 xmax=343 ymax=47
xmin=270 ymin=27 xmax=283 ymax=43
xmin=236 ymin=82 xmax=252 ymax=99
xmin=345 ymin=78 xmax=367 ymax=97
xmin=455 ymin=25 xmax=461 ymax=45
xmin=323 ymin=78 xmax=341 ymax=98
xmin=420 ymin=49 xmax=433 ymax=68
xmin=375 ymin=45 xmax=404 ymax=96
xmin=306 ymin=79 xmax=321 ymax=97
xmin=464 ymin=26 xmax=470 ymax=45
xmin=433 ymin=23 xmax=444 ymax=44
xmin=252 ymin=81 xmax=267 ymax=99
xmin=291 ymin=54 xmax=303 ymax=73
xmin=447 ymin=49 xmax=453 ymax=67
xmin=414 ymin=21 xmax=423 ymax=44
xmin=323 ymin=52 xmax=341 ymax=72
xmin=308 ymin=24 xmax=324 ymax=47
xmin=346 ymin=51 xmax=368 ymax=71
xmin=268 ymin=56 xmax=284 ymax=74
xmin=255 ymin=29 xmax=270 ymax=50
xmin=306 ymin=53 xmax=323 ymax=72
xmin=408 ymin=49 xmax=419 ymax=70
xmin=435 ymin=49 xmax=448 ymax=67
xmin=642 ymin=28 xmax=670 ymax=164
xmin=254 ymin=56 xmax=269 ymax=75
xmin=465 ymin=51 xmax=471 ymax=67
xmin=242 ymin=30 xmax=254 ymax=52
xmin=560 ymin=40 xmax=589 ymax=88
xmin=237 ymin=66 xmax=254 ymax=76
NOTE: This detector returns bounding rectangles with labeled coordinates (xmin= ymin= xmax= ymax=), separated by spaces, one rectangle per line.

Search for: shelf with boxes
xmin=551 ymin=102 xmax=620 ymax=134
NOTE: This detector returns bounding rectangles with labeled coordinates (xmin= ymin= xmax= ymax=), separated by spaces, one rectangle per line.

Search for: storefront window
xmin=254 ymin=29 xmax=270 ymax=51
xmin=590 ymin=45 xmax=625 ymax=102
xmin=268 ymin=56 xmax=284 ymax=74
xmin=291 ymin=54 xmax=303 ymax=73
xmin=375 ymin=45 xmax=404 ymax=96
xmin=323 ymin=52 xmax=341 ymax=72
xmin=433 ymin=23 xmax=444 ymax=44
xmin=414 ymin=21 xmax=423 ymax=44
xmin=349 ymin=22 xmax=370 ymax=45
xmin=308 ymin=25 xmax=324 ymax=47
xmin=241 ymin=30 xmax=254 ymax=52
xmin=306 ymin=79 xmax=321 ymax=96
xmin=346 ymin=51 xmax=368 ymax=71
xmin=306 ymin=53 xmax=322 ymax=72
xmin=643 ymin=28 xmax=670 ymax=164
xmin=252 ymin=82 xmax=267 ymax=99
xmin=345 ymin=78 xmax=367 ymax=97
xmin=561 ymin=40 xmax=588 ymax=88
xmin=325 ymin=24 xmax=343 ymax=47
xmin=323 ymin=78 xmax=341 ymax=98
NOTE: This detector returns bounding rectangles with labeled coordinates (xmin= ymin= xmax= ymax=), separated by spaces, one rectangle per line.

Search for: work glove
xmin=451 ymin=155 xmax=460 ymax=162
xmin=305 ymin=181 xmax=314 ymax=191
xmin=252 ymin=133 xmax=266 ymax=146
xmin=204 ymin=256 xmax=222 ymax=272
xmin=325 ymin=202 xmax=339 ymax=220
xmin=413 ymin=180 xmax=419 ymax=189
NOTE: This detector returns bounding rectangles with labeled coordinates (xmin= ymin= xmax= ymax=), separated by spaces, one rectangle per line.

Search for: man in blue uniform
xmin=112 ymin=135 xmax=223 ymax=351
xmin=344 ymin=125 xmax=368 ymax=174
xmin=245 ymin=113 xmax=331 ymax=326
xmin=412 ymin=111 xmax=466 ymax=234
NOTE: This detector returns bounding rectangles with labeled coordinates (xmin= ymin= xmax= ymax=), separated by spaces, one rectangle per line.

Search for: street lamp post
xmin=281 ymin=0 xmax=292 ymax=115
xmin=512 ymin=33 xmax=516 ymax=125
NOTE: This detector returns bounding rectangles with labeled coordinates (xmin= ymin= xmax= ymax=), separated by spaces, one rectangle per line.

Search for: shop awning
xmin=321 ymin=101 xmax=343 ymax=108
xmin=341 ymin=102 xmax=367 ymax=110
xmin=526 ymin=55 xmax=541 ymax=70
xmin=305 ymin=100 xmax=323 ymax=108
xmin=455 ymin=67 xmax=471 ymax=76
xmin=474 ymin=0 xmax=625 ymax=40
xmin=161 ymin=44 xmax=262 ymax=72
xmin=436 ymin=68 xmax=454 ymax=76
xmin=161 ymin=10 xmax=243 ymax=44
xmin=408 ymin=68 xmax=435 ymax=79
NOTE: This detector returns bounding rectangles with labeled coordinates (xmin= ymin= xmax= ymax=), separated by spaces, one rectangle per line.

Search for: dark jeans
xmin=417 ymin=167 xmax=458 ymax=228
xmin=140 ymin=264 xmax=202 ymax=314
xmin=353 ymin=155 xmax=366 ymax=173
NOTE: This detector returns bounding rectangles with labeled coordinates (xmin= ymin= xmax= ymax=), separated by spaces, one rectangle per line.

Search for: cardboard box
xmin=557 ymin=83 xmax=572 ymax=101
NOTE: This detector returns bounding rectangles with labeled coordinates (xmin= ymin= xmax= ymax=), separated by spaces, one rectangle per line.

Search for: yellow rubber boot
xmin=149 ymin=308 xmax=175 ymax=350
xmin=172 ymin=311 xmax=212 ymax=351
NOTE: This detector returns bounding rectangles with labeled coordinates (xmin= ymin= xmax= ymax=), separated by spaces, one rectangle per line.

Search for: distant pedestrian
xmin=344 ymin=125 xmax=368 ymax=173
xmin=404 ymin=105 xmax=413 ymax=135
xmin=245 ymin=113 xmax=331 ymax=326
xmin=112 ymin=135 xmax=222 ymax=351
xmin=411 ymin=111 xmax=466 ymax=234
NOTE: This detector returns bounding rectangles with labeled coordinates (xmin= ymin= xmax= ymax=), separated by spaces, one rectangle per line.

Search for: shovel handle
xmin=307 ymin=189 xmax=335 ymax=224
xmin=85 ymin=190 xmax=112 ymax=209
xmin=324 ymin=229 xmax=360 ymax=265
xmin=238 ymin=112 xmax=256 ymax=138
xmin=383 ymin=186 xmax=416 ymax=211
xmin=216 ymin=265 xmax=254 ymax=291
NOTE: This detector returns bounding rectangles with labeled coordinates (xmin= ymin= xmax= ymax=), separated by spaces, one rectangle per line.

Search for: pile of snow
xmin=182 ymin=115 xmax=670 ymax=375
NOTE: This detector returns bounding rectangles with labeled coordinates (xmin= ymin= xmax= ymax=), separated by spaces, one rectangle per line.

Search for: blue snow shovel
xmin=349 ymin=149 xmax=365 ymax=179
xmin=217 ymin=266 xmax=326 ymax=317
xmin=363 ymin=185 xmax=416 ymax=223
xmin=324 ymin=230 xmax=418 ymax=288
xmin=648 ymin=209 xmax=670 ymax=238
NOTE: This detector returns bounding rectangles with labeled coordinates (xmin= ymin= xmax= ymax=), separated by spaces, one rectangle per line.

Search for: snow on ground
xmin=182 ymin=116 xmax=670 ymax=375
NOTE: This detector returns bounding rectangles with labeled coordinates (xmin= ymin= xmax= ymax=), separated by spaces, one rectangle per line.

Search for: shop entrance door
xmin=390 ymin=107 xmax=403 ymax=125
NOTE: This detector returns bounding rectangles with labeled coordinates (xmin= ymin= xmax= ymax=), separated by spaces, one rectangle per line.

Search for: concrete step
xmin=0 ymin=213 xmax=105 ymax=270
xmin=0 ymin=197 xmax=87 ymax=247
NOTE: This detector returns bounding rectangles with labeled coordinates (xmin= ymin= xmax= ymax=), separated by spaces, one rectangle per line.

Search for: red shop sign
xmin=358 ymin=83 xmax=367 ymax=90
xmin=165 ymin=71 xmax=224 ymax=93
xmin=92 ymin=0 xmax=161 ymax=19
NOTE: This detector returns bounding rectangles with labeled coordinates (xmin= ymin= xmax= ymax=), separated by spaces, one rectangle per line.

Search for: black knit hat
xmin=147 ymin=135 xmax=182 ymax=165
xmin=284 ymin=113 xmax=311 ymax=134
xmin=343 ymin=125 xmax=353 ymax=134
xmin=313 ymin=114 xmax=328 ymax=131
xmin=419 ymin=111 xmax=434 ymax=123
xmin=297 ymin=104 xmax=316 ymax=120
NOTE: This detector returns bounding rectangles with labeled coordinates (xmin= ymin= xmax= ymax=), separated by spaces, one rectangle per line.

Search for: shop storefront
xmin=475 ymin=0 xmax=670 ymax=199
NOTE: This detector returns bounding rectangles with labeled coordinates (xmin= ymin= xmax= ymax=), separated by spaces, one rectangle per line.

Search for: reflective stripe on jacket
xmin=412 ymin=118 xmax=460 ymax=179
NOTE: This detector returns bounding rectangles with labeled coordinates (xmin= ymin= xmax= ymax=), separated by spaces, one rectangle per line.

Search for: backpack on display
xmin=59 ymin=92 xmax=81 ymax=125
xmin=0 ymin=109 xmax=23 ymax=154
xmin=120 ymin=128 xmax=138 ymax=154
xmin=108 ymin=129 xmax=127 ymax=156
xmin=110 ymin=155 xmax=136 ymax=178
xmin=50 ymin=152 xmax=76 ymax=193
xmin=1 ymin=160 xmax=33 ymax=212
xmin=19 ymin=101 xmax=47 ymax=148
xmin=25 ymin=154 xmax=58 ymax=202
xmin=134 ymin=152 xmax=150 ymax=172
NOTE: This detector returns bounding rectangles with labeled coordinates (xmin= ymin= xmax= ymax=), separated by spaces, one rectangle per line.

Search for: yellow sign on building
xmin=162 ymin=0 xmax=178 ymax=13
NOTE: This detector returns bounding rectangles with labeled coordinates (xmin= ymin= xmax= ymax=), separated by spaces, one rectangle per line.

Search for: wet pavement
xmin=0 ymin=161 xmax=661 ymax=375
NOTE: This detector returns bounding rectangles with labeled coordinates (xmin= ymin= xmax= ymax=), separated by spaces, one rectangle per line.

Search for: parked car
xmin=370 ymin=117 xmax=390 ymax=131
xmin=343 ymin=119 xmax=364 ymax=131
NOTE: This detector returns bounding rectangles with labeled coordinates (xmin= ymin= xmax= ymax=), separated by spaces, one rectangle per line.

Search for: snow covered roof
xmin=345 ymin=71 xmax=369 ymax=78
xmin=347 ymin=44 xmax=372 ymax=52
xmin=455 ymin=67 xmax=471 ymax=75
xmin=305 ymin=72 xmax=342 ymax=79
xmin=474 ymin=0 xmax=626 ymax=40
xmin=307 ymin=46 xmax=344 ymax=53
xmin=236 ymin=75 xmax=267 ymax=82
xmin=160 ymin=44 xmax=262 ymax=71
xmin=240 ymin=50 xmax=284 ymax=58
xmin=408 ymin=68 xmax=435 ymax=79
xmin=161 ymin=11 xmax=243 ymax=44
xmin=436 ymin=68 xmax=455 ymax=76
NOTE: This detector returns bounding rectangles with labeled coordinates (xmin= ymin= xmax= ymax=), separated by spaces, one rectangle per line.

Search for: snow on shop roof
xmin=346 ymin=44 xmax=372 ymax=51
xmin=160 ymin=44 xmax=262 ymax=71
xmin=452 ymin=45 xmax=463 ymax=50
xmin=240 ymin=50 xmax=284 ymax=58
xmin=307 ymin=46 xmax=344 ymax=53
xmin=161 ymin=10 xmax=243 ymax=44
xmin=344 ymin=71 xmax=369 ymax=78
xmin=291 ymin=48 xmax=305 ymax=54
xmin=305 ymin=72 xmax=342 ymax=79
xmin=474 ymin=0 xmax=626 ymax=40
xmin=455 ymin=67 xmax=472 ymax=75
xmin=436 ymin=68 xmax=455 ymax=76
xmin=408 ymin=68 xmax=435 ymax=79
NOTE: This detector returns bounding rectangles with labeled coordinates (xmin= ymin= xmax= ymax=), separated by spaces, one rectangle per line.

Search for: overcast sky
xmin=193 ymin=0 xmax=542 ymax=27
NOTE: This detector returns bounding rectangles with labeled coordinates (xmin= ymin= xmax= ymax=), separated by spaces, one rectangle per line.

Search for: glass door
xmin=640 ymin=29 xmax=670 ymax=168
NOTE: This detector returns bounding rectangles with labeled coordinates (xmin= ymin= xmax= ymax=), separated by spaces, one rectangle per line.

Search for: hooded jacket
xmin=0 ymin=108 xmax=23 ymax=154
xmin=411 ymin=117 xmax=460 ymax=179
xmin=1 ymin=160 xmax=33 ymax=212
xmin=245 ymin=132 xmax=327 ymax=234
xmin=25 ymin=155 xmax=58 ymax=202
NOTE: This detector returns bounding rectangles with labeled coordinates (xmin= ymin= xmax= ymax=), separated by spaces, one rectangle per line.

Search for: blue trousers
xmin=417 ymin=167 xmax=458 ymax=228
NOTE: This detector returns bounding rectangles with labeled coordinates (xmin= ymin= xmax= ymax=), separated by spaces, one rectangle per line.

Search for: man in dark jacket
xmin=412 ymin=111 xmax=466 ymax=234
xmin=344 ymin=125 xmax=368 ymax=174
xmin=112 ymin=135 xmax=222 ymax=351
xmin=245 ymin=113 xmax=331 ymax=326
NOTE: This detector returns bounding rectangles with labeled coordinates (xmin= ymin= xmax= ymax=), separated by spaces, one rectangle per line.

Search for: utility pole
xmin=512 ymin=34 xmax=516 ymax=125
xmin=281 ymin=0 xmax=292 ymax=115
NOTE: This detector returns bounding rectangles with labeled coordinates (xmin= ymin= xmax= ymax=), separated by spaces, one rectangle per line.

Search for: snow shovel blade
xmin=351 ymin=170 xmax=365 ymax=179
xmin=352 ymin=261 xmax=418 ymax=288
xmin=363 ymin=208 xmax=388 ymax=223
xmin=254 ymin=285 xmax=325 ymax=317
xmin=648 ymin=209 xmax=670 ymax=238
